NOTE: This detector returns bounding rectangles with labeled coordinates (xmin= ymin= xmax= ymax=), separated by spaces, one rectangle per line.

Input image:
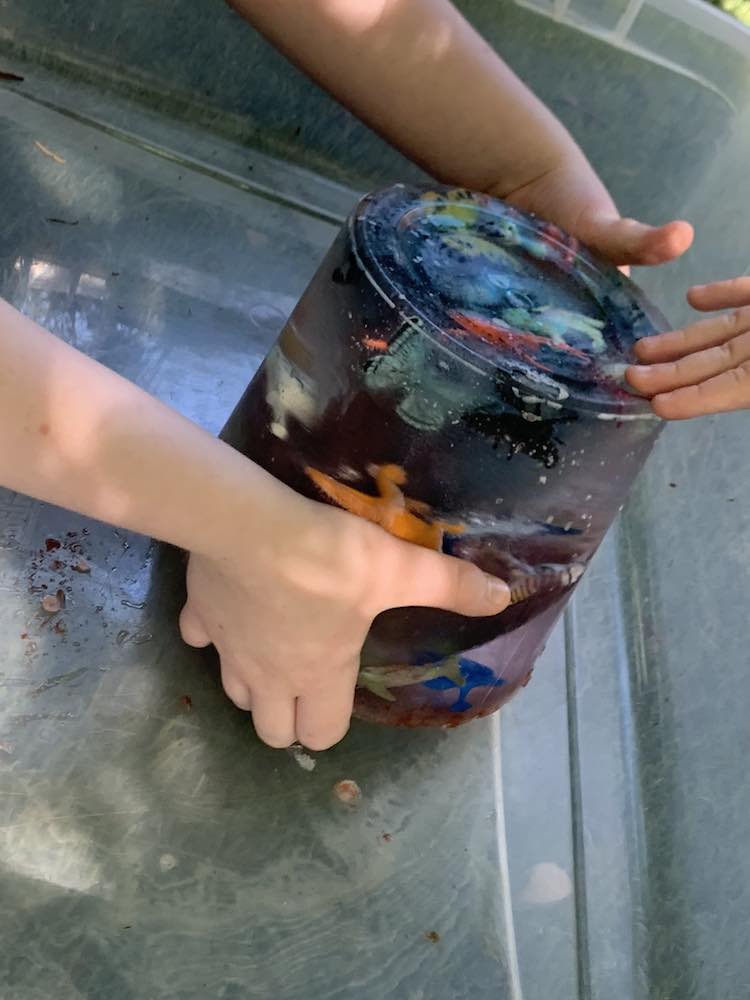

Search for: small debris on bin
xmin=332 ymin=779 xmax=361 ymax=804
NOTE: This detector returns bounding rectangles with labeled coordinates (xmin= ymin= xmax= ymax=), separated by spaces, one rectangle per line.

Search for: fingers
xmin=688 ymin=276 xmax=750 ymax=312
xmin=629 ymin=328 xmax=750 ymax=399
xmin=651 ymin=363 xmax=750 ymax=420
xmin=296 ymin=668 xmax=358 ymax=751
xmin=576 ymin=214 xmax=693 ymax=267
xmin=629 ymin=301 xmax=750 ymax=418
xmin=249 ymin=687 xmax=296 ymax=749
xmin=220 ymin=664 xmax=254 ymax=712
xmin=379 ymin=542 xmax=511 ymax=618
xmin=634 ymin=308 xmax=750 ymax=365
xmin=179 ymin=603 xmax=211 ymax=647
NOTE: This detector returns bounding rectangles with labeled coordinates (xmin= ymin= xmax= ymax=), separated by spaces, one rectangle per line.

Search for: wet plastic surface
xmin=1 ymin=2 xmax=750 ymax=997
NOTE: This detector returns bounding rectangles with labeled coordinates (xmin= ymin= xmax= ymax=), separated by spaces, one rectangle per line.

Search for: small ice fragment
xmin=521 ymin=862 xmax=572 ymax=905
xmin=289 ymin=744 xmax=316 ymax=772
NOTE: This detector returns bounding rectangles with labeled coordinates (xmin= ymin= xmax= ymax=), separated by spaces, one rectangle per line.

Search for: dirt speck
xmin=71 ymin=558 xmax=91 ymax=574
xmin=424 ymin=931 xmax=440 ymax=944
xmin=41 ymin=594 xmax=62 ymax=614
xmin=179 ymin=694 xmax=193 ymax=711
xmin=45 ymin=538 xmax=61 ymax=552
xmin=333 ymin=779 xmax=361 ymax=805
xmin=381 ymin=832 xmax=393 ymax=843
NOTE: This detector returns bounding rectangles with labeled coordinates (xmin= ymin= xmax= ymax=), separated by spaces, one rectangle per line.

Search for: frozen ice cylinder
xmin=222 ymin=185 xmax=666 ymax=727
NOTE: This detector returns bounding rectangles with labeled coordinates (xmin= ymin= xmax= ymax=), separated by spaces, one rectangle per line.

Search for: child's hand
xmin=232 ymin=0 xmax=693 ymax=272
xmin=0 ymin=300 xmax=509 ymax=754
xmin=179 ymin=492 xmax=510 ymax=751
xmin=502 ymin=154 xmax=694 ymax=269
xmin=627 ymin=277 xmax=750 ymax=419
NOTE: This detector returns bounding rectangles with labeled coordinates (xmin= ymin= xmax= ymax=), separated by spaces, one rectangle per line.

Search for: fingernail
xmin=486 ymin=576 xmax=511 ymax=607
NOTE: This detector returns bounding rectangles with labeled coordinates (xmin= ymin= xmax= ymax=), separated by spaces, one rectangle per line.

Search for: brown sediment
xmin=332 ymin=779 xmax=361 ymax=804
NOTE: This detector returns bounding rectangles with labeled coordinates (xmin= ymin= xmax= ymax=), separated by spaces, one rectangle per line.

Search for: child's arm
xmin=0 ymin=297 xmax=509 ymax=748
xmin=627 ymin=277 xmax=750 ymax=419
xmin=230 ymin=0 xmax=693 ymax=267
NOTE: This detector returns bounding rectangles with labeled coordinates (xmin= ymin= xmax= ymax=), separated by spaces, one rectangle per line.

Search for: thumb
xmin=380 ymin=542 xmax=511 ymax=618
xmin=575 ymin=213 xmax=693 ymax=267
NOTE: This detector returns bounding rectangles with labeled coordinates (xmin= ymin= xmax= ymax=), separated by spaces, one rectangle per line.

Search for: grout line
xmin=490 ymin=715 xmax=524 ymax=1000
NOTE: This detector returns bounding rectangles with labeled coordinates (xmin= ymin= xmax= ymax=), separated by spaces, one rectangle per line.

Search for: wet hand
xmin=627 ymin=277 xmax=750 ymax=419
xmin=178 ymin=488 xmax=510 ymax=751
xmin=500 ymin=154 xmax=694 ymax=268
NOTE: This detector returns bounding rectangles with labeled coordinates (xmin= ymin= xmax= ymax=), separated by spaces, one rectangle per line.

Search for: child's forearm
xmin=231 ymin=0 xmax=583 ymax=194
xmin=0 ymin=297 xmax=292 ymax=555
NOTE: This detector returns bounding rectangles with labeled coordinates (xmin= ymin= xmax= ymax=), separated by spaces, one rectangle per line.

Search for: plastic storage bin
xmin=222 ymin=184 xmax=666 ymax=726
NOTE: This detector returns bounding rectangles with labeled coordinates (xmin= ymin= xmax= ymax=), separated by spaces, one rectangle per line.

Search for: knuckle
xmin=717 ymin=341 xmax=735 ymax=365
xmin=671 ymin=327 xmax=689 ymax=350
xmin=352 ymin=522 xmax=395 ymax=612
xmin=728 ymin=364 xmax=750 ymax=387
xmin=721 ymin=310 xmax=743 ymax=336
xmin=723 ymin=330 xmax=750 ymax=365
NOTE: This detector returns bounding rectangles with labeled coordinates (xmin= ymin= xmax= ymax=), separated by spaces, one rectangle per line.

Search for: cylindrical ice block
xmin=222 ymin=185 xmax=666 ymax=727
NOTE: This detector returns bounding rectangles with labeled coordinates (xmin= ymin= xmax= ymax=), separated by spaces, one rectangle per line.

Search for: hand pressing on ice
xmin=0 ymin=297 xmax=509 ymax=755
xmin=180 ymin=490 xmax=510 ymax=751
xmin=501 ymin=153 xmax=693 ymax=271
xmin=627 ymin=277 xmax=750 ymax=419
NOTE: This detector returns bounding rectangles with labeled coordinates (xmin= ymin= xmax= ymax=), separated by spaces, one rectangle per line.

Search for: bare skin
xmin=231 ymin=0 xmax=694 ymax=267
xmin=628 ymin=277 xmax=750 ymax=419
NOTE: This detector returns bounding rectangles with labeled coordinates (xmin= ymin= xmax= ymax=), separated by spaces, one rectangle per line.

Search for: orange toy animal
xmin=305 ymin=463 xmax=464 ymax=551
xmin=451 ymin=311 xmax=590 ymax=371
